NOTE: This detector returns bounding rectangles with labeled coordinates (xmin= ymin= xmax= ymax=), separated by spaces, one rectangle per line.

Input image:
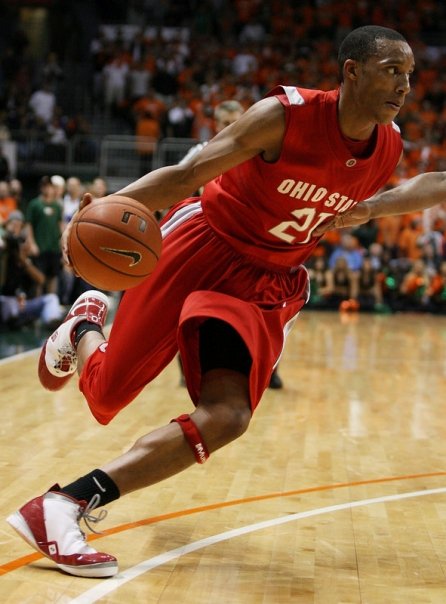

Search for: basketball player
xmin=8 ymin=26 xmax=420 ymax=577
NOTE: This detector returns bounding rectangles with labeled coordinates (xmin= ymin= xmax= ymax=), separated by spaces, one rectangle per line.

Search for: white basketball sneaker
xmin=38 ymin=290 xmax=109 ymax=391
xmin=7 ymin=485 xmax=118 ymax=578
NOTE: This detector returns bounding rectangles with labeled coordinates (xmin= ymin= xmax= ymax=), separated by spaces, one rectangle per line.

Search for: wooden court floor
xmin=1 ymin=310 xmax=446 ymax=603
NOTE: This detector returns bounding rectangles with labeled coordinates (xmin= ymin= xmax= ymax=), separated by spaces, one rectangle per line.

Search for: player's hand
xmin=61 ymin=225 xmax=72 ymax=267
xmin=313 ymin=203 xmax=372 ymax=236
xmin=61 ymin=194 xmax=96 ymax=267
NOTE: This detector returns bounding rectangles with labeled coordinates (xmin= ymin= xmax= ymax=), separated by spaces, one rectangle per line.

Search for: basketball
xmin=68 ymin=195 xmax=162 ymax=291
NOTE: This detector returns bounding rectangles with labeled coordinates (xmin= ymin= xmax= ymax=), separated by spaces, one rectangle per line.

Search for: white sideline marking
xmin=69 ymin=486 xmax=446 ymax=603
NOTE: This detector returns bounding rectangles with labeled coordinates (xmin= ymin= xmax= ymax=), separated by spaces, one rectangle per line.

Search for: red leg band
xmin=171 ymin=414 xmax=210 ymax=464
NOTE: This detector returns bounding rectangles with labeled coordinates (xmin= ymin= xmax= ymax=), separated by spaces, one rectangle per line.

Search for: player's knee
xmin=219 ymin=403 xmax=251 ymax=441
xmin=196 ymin=401 xmax=251 ymax=448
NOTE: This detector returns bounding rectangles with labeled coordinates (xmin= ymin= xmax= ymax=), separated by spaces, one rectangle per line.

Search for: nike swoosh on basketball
xmin=100 ymin=247 xmax=142 ymax=266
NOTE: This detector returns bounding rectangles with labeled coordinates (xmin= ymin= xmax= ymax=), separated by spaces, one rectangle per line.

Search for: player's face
xmin=354 ymin=40 xmax=415 ymax=125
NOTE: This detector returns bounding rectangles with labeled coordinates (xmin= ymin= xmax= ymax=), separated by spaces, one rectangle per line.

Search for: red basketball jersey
xmin=201 ymin=85 xmax=403 ymax=268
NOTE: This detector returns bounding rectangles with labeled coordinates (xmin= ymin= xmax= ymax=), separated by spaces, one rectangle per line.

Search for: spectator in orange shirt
xmin=0 ymin=181 xmax=17 ymax=224
xmin=135 ymin=109 xmax=161 ymax=174
xmin=399 ymin=258 xmax=430 ymax=311
xmin=376 ymin=214 xmax=401 ymax=256
xmin=397 ymin=216 xmax=423 ymax=260
xmin=132 ymin=88 xmax=166 ymax=124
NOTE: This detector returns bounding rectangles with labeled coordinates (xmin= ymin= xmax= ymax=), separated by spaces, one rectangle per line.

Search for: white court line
xmin=69 ymin=486 xmax=446 ymax=604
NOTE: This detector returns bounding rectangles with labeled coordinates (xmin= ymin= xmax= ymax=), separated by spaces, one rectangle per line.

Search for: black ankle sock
xmin=74 ymin=320 xmax=103 ymax=348
xmin=61 ymin=469 xmax=120 ymax=506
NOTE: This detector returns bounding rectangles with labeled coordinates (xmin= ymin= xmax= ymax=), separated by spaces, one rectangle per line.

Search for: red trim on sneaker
xmin=7 ymin=486 xmax=118 ymax=578
xmin=18 ymin=493 xmax=49 ymax=548
xmin=38 ymin=291 xmax=109 ymax=392
xmin=38 ymin=343 xmax=75 ymax=391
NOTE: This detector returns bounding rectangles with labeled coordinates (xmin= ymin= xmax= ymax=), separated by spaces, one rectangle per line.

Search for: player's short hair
xmin=338 ymin=25 xmax=409 ymax=81
xmin=214 ymin=100 xmax=244 ymax=120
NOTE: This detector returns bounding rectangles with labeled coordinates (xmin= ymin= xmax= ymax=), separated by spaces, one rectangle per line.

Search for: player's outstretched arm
xmin=314 ymin=171 xmax=446 ymax=235
xmin=115 ymin=96 xmax=285 ymax=211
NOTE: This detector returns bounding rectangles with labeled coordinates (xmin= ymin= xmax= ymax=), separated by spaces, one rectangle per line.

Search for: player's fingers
xmin=61 ymin=225 xmax=73 ymax=267
xmin=313 ymin=219 xmax=336 ymax=236
xmin=79 ymin=192 xmax=94 ymax=210
xmin=336 ymin=214 xmax=345 ymax=228
xmin=62 ymin=244 xmax=71 ymax=266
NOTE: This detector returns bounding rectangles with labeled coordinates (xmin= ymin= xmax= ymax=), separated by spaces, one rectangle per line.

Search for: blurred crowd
xmin=1 ymin=1 xmax=446 ymax=163
xmin=1 ymin=0 xmax=446 ymax=330
xmin=0 ymin=175 xmax=108 ymax=330
xmin=307 ymin=227 xmax=446 ymax=315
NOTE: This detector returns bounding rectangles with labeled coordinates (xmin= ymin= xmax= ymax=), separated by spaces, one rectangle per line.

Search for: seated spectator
xmin=0 ymin=211 xmax=63 ymax=329
xmin=376 ymin=214 xmax=401 ymax=259
xmin=89 ymin=177 xmax=108 ymax=199
xmin=398 ymin=259 xmax=430 ymax=312
xmin=328 ymin=233 xmax=363 ymax=271
xmin=307 ymin=256 xmax=334 ymax=309
xmin=379 ymin=256 xmax=412 ymax=310
xmin=397 ymin=216 xmax=423 ymax=260
xmin=368 ymin=241 xmax=385 ymax=270
xmin=425 ymin=260 xmax=446 ymax=314
xmin=356 ymin=254 xmax=385 ymax=312
xmin=335 ymin=255 xmax=359 ymax=310
xmin=420 ymin=239 xmax=441 ymax=278
xmin=325 ymin=256 xmax=358 ymax=310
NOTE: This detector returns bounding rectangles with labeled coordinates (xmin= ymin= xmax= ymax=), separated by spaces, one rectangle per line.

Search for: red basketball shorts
xmin=79 ymin=201 xmax=309 ymax=424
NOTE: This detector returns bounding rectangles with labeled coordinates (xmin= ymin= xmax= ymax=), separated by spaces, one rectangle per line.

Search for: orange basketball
xmin=68 ymin=196 xmax=162 ymax=291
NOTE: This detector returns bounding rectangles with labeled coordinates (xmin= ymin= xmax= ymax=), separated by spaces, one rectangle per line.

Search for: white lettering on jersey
xmin=269 ymin=209 xmax=334 ymax=244
xmin=277 ymin=178 xmax=357 ymax=210
xmin=270 ymin=179 xmax=360 ymax=244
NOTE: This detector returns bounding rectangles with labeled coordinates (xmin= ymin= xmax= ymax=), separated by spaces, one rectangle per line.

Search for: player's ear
xmin=344 ymin=59 xmax=359 ymax=81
